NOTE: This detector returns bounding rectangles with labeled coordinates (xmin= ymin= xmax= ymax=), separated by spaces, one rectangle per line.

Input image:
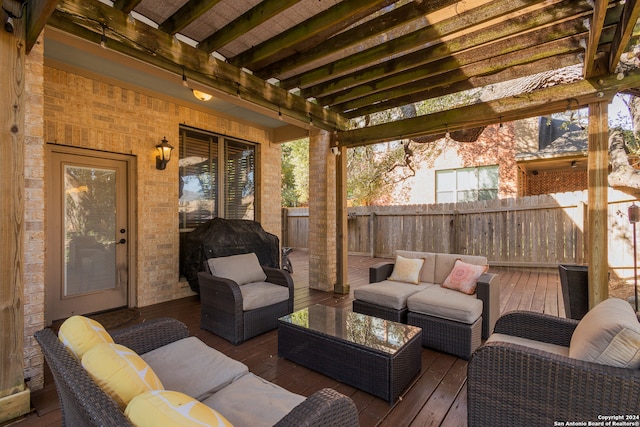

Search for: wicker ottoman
xmin=407 ymin=286 xmax=484 ymax=359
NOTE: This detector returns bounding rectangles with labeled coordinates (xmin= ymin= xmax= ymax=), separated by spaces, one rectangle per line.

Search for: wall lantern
xmin=156 ymin=137 xmax=174 ymax=170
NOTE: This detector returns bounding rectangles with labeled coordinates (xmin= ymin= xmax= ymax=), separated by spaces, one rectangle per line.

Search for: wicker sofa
xmin=468 ymin=299 xmax=640 ymax=426
xmin=35 ymin=317 xmax=359 ymax=427
xmin=353 ymin=251 xmax=499 ymax=359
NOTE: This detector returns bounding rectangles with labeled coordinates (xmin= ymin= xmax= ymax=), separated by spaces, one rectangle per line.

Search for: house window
xmin=178 ymin=126 xmax=256 ymax=231
xmin=436 ymin=165 xmax=499 ymax=203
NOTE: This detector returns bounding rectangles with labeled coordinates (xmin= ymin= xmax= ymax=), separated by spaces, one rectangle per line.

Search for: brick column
xmin=308 ymin=129 xmax=336 ymax=291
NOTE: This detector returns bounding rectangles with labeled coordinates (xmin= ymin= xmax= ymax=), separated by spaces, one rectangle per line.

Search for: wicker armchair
xmin=198 ymin=265 xmax=294 ymax=345
xmin=35 ymin=318 xmax=359 ymax=427
xmin=468 ymin=311 xmax=640 ymax=427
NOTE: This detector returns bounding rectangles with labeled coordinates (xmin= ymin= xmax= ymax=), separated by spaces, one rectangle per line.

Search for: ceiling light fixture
xmin=192 ymin=89 xmax=212 ymax=101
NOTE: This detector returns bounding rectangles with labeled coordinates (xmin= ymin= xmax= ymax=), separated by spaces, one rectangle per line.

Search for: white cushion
xmin=396 ymin=250 xmax=436 ymax=284
xmin=354 ymin=281 xmax=433 ymax=310
xmin=569 ymin=298 xmax=640 ymax=368
xmin=207 ymin=253 xmax=267 ymax=285
xmin=487 ymin=333 xmax=570 ymax=357
xmin=388 ymin=255 xmax=424 ymax=284
xmin=202 ymin=373 xmax=305 ymax=427
xmin=141 ymin=337 xmax=248 ymax=401
xmin=240 ymin=281 xmax=290 ymax=311
xmin=407 ymin=286 xmax=482 ymax=324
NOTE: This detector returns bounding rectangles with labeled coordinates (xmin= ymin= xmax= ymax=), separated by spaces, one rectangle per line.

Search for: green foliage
xmin=281 ymin=138 xmax=309 ymax=206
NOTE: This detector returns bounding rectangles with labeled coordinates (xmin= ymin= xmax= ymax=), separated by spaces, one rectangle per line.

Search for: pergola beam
xmin=339 ymin=68 xmax=640 ymax=146
xmin=608 ymin=0 xmax=640 ymax=73
xmin=26 ymin=0 xmax=59 ymax=53
xmin=158 ymin=0 xmax=222 ymax=35
xmin=227 ymin=0 xmax=394 ymax=70
xmin=281 ymin=0 xmax=588 ymax=92
xmin=50 ymin=0 xmax=348 ymax=132
xmin=583 ymin=0 xmax=608 ymax=78
xmin=306 ymin=15 xmax=591 ymax=101
xmin=198 ymin=0 xmax=302 ymax=53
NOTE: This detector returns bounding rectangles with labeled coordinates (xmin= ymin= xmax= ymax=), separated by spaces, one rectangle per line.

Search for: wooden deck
xmin=22 ymin=251 xmax=563 ymax=427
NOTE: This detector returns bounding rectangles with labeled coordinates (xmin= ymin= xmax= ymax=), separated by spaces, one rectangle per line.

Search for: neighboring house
xmin=515 ymin=117 xmax=588 ymax=196
xmin=391 ymin=117 xmax=588 ymax=204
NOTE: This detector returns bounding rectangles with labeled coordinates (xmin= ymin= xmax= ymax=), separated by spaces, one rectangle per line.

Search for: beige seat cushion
xmin=240 ymin=282 xmax=290 ymax=311
xmin=396 ymin=250 xmax=436 ymax=284
xmin=141 ymin=337 xmax=248 ymax=401
xmin=486 ymin=333 xmax=570 ymax=357
xmin=202 ymin=373 xmax=305 ymax=427
xmin=407 ymin=286 xmax=483 ymax=324
xmin=207 ymin=253 xmax=267 ymax=285
xmin=354 ymin=281 xmax=434 ymax=310
xmin=569 ymin=298 xmax=640 ymax=368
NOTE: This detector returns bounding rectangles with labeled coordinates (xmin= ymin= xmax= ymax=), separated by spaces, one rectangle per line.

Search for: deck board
xmin=23 ymin=250 xmax=561 ymax=427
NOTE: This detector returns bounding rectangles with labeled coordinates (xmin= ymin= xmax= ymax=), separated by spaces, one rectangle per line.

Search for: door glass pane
xmin=64 ymin=165 xmax=117 ymax=296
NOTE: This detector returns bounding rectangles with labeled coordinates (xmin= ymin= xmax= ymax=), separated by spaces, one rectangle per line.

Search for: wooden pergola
xmin=2 ymin=0 xmax=640 ymax=421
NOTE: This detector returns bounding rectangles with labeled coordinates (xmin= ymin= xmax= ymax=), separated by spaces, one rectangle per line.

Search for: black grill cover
xmin=181 ymin=218 xmax=280 ymax=292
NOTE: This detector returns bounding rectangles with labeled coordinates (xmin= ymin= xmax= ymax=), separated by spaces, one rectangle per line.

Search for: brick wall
xmin=23 ymin=42 xmax=282 ymax=389
xmin=308 ymin=130 xmax=336 ymax=291
xmin=23 ymin=34 xmax=46 ymax=391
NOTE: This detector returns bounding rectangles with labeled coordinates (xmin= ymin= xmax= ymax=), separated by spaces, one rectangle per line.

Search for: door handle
xmin=117 ymin=238 xmax=126 ymax=244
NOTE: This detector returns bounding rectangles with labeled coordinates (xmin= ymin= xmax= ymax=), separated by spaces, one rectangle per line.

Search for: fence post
xmin=576 ymin=201 xmax=585 ymax=264
xmin=281 ymin=208 xmax=288 ymax=248
xmin=450 ymin=210 xmax=459 ymax=254
xmin=369 ymin=212 xmax=376 ymax=257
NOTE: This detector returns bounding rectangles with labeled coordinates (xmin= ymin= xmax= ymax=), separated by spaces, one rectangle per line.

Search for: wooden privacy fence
xmin=282 ymin=190 xmax=639 ymax=276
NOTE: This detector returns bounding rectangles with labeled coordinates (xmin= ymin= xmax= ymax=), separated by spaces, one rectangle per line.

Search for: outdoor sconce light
xmin=571 ymin=160 xmax=577 ymax=168
xmin=156 ymin=137 xmax=174 ymax=170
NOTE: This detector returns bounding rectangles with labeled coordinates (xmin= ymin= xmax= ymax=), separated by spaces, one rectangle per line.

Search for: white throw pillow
xmin=388 ymin=255 xmax=424 ymax=285
xmin=207 ymin=253 xmax=267 ymax=285
xmin=569 ymin=298 xmax=640 ymax=368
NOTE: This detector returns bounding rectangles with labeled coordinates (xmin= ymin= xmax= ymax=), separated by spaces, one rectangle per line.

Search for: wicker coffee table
xmin=278 ymin=304 xmax=422 ymax=403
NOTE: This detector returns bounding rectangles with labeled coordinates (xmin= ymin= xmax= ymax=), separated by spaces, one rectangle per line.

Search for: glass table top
xmin=279 ymin=304 xmax=421 ymax=355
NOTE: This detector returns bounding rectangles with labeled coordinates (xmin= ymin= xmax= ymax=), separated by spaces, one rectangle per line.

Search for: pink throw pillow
xmin=441 ymin=259 xmax=488 ymax=295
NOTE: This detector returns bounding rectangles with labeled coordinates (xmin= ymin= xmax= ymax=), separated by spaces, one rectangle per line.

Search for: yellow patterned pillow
xmin=82 ymin=343 xmax=164 ymax=410
xmin=125 ymin=390 xmax=233 ymax=427
xmin=58 ymin=315 xmax=114 ymax=360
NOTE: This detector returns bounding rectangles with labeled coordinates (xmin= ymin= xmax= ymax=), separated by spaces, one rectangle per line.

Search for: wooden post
xmin=0 ymin=7 xmax=30 ymax=422
xmin=587 ymin=101 xmax=609 ymax=308
xmin=335 ymin=143 xmax=349 ymax=294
